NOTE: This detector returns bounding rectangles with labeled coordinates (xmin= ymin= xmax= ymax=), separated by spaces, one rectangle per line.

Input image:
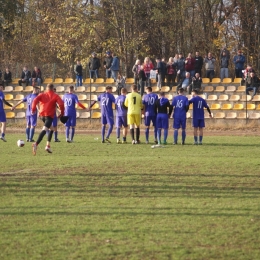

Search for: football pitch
xmin=0 ymin=133 xmax=260 ymax=260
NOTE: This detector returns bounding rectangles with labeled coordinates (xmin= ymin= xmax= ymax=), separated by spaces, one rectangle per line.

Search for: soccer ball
xmin=17 ymin=140 xmax=25 ymax=147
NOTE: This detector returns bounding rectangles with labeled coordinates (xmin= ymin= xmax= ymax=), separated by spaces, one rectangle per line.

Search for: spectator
xmin=75 ymin=60 xmax=83 ymax=87
xmin=30 ymin=66 xmax=42 ymax=87
xmin=220 ymin=45 xmax=230 ymax=60
xmin=3 ymin=68 xmax=12 ymax=87
xmin=143 ymin=57 xmax=154 ymax=87
xmin=138 ymin=65 xmax=147 ymax=97
xmin=166 ymin=57 xmax=176 ymax=89
xmin=246 ymin=72 xmax=260 ymax=97
xmin=103 ymin=51 xmax=113 ymax=79
xmin=110 ymin=52 xmax=120 ymax=81
xmin=233 ymin=50 xmax=246 ymax=78
xmin=88 ymin=52 xmax=101 ymax=79
xmin=204 ymin=52 xmax=216 ymax=81
xmin=190 ymin=73 xmax=202 ymax=94
xmin=220 ymin=51 xmax=229 ymax=81
xmin=155 ymin=57 xmax=166 ymax=90
xmin=177 ymin=72 xmax=192 ymax=92
xmin=173 ymin=53 xmax=178 ymax=63
xmin=132 ymin=59 xmax=141 ymax=87
xmin=175 ymin=53 xmax=186 ymax=82
xmin=243 ymin=64 xmax=255 ymax=81
xmin=194 ymin=51 xmax=203 ymax=76
xmin=18 ymin=66 xmax=31 ymax=86
xmin=116 ymin=74 xmax=126 ymax=96
xmin=185 ymin=53 xmax=195 ymax=77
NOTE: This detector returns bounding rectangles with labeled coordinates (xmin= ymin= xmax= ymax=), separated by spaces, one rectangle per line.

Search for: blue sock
xmin=66 ymin=127 xmax=70 ymax=139
xmin=54 ymin=131 xmax=58 ymax=140
xmin=194 ymin=136 xmax=198 ymax=142
xmin=29 ymin=128 xmax=35 ymax=140
xmin=26 ymin=128 xmax=30 ymax=140
xmin=71 ymin=128 xmax=75 ymax=140
xmin=182 ymin=130 xmax=186 ymax=142
xmin=164 ymin=129 xmax=168 ymax=142
xmin=145 ymin=128 xmax=149 ymax=141
xmin=106 ymin=125 xmax=113 ymax=138
xmin=154 ymin=127 xmax=157 ymax=141
xmin=2 ymin=133 xmax=5 ymax=138
xmin=174 ymin=129 xmax=178 ymax=143
xmin=199 ymin=136 xmax=203 ymax=142
xmin=101 ymin=125 xmax=106 ymax=141
xmin=116 ymin=128 xmax=120 ymax=138
xmin=157 ymin=129 xmax=161 ymax=144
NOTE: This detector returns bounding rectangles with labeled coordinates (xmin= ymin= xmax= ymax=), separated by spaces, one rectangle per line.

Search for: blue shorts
xmin=0 ymin=111 xmax=6 ymax=122
xmin=52 ymin=116 xmax=58 ymax=127
xmin=156 ymin=113 xmax=169 ymax=129
xmin=193 ymin=119 xmax=205 ymax=128
xmin=26 ymin=114 xmax=37 ymax=127
xmin=116 ymin=116 xmax=127 ymax=128
xmin=101 ymin=114 xmax=114 ymax=125
xmin=173 ymin=117 xmax=186 ymax=129
xmin=144 ymin=115 xmax=156 ymax=127
xmin=65 ymin=115 xmax=76 ymax=127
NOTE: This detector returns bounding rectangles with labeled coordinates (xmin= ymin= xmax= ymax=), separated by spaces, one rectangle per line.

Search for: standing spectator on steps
xmin=220 ymin=51 xmax=229 ymax=81
xmin=204 ymin=52 xmax=216 ymax=82
xmin=185 ymin=53 xmax=195 ymax=77
xmin=88 ymin=52 xmax=101 ymax=79
xmin=110 ymin=52 xmax=120 ymax=81
xmin=103 ymin=51 xmax=113 ymax=79
xmin=233 ymin=50 xmax=246 ymax=78
xmin=75 ymin=60 xmax=83 ymax=87
xmin=194 ymin=51 xmax=203 ymax=76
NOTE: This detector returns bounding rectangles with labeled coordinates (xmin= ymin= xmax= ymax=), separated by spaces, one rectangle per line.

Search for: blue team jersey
xmin=172 ymin=95 xmax=189 ymax=119
xmin=115 ymin=95 xmax=127 ymax=117
xmin=189 ymin=96 xmax=209 ymax=120
xmin=142 ymin=93 xmax=158 ymax=116
xmin=23 ymin=93 xmax=38 ymax=116
xmin=63 ymin=93 xmax=79 ymax=116
xmin=98 ymin=92 xmax=115 ymax=117
xmin=0 ymin=92 xmax=5 ymax=112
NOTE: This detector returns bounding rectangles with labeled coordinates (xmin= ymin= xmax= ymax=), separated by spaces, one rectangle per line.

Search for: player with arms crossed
xmin=124 ymin=84 xmax=143 ymax=144
xmin=115 ymin=87 xmax=128 ymax=143
xmin=12 ymin=85 xmax=39 ymax=142
xmin=142 ymin=86 xmax=158 ymax=144
xmin=0 ymin=85 xmax=13 ymax=142
xmin=154 ymin=92 xmax=173 ymax=145
xmin=31 ymin=83 xmax=65 ymax=155
xmin=189 ymin=89 xmax=212 ymax=145
xmin=172 ymin=88 xmax=189 ymax=145
xmin=97 ymin=86 xmax=115 ymax=143
xmin=63 ymin=85 xmax=88 ymax=143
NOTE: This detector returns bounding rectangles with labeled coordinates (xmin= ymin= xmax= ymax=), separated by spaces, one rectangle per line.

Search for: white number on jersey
xmin=198 ymin=101 xmax=203 ymax=109
xmin=117 ymin=99 xmax=121 ymax=108
xmin=65 ymin=98 xmax=72 ymax=107
xmin=102 ymin=97 xmax=109 ymax=106
xmin=148 ymin=97 xmax=155 ymax=105
xmin=27 ymin=98 xmax=32 ymax=105
xmin=176 ymin=100 xmax=183 ymax=108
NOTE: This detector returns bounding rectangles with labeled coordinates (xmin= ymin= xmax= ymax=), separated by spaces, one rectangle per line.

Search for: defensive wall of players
xmin=3 ymin=77 xmax=260 ymax=128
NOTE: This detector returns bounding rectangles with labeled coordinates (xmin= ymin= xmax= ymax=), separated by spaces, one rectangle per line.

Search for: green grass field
xmin=1 ymin=133 xmax=260 ymax=260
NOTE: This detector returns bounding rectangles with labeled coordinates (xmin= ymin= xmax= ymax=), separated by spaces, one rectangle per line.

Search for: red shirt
xmin=143 ymin=62 xmax=154 ymax=74
xmin=185 ymin=58 xmax=195 ymax=71
xmin=32 ymin=90 xmax=64 ymax=118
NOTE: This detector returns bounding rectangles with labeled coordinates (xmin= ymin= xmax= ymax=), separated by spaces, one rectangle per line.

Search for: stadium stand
xmin=91 ymin=111 xmax=101 ymax=119
xmin=204 ymin=86 xmax=214 ymax=92
xmin=226 ymin=112 xmax=237 ymax=119
xmin=233 ymin=103 xmax=244 ymax=110
xmin=75 ymin=86 xmax=85 ymax=92
xmin=15 ymin=112 xmax=25 ymax=118
xmin=13 ymin=86 xmax=23 ymax=92
xmin=218 ymin=94 xmax=229 ymax=101
xmin=252 ymin=95 xmax=260 ymax=102
xmin=3 ymin=86 xmax=13 ymax=92
xmin=222 ymin=78 xmax=232 ymax=84
xmin=14 ymin=94 xmax=24 ymax=101
xmin=214 ymin=112 xmax=225 ymax=118
xmin=5 ymin=94 xmax=13 ymax=101
xmin=95 ymin=78 xmax=105 ymax=84
xmin=229 ymin=95 xmax=240 ymax=102
xmin=24 ymin=86 xmax=33 ymax=92
xmin=6 ymin=112 xmax=15 ymax=118
xmin=80 ymin=112 xmax=90 ymax=118
xmin=84 ymin=78 xmax=94 ymax=84
xmin=105 ymin=78 xmax=115 ymax=84
xmin=250 ymin=113 xmax=260 ymax=119
xmin=246 ymin=104 xmax=255 ymax=110
xmin=43 ymin=78 xmax=53 ymax=84
xmin=225 ymin=86 xmax=236 ymax=92
xmin=54 ymin=78 xmax=63 ymax=85
xmin=211 ymin=78 xmax=221 ymax=84
xmin=207 ymin=94 xmax=217 ymax=101
xmin=237 ymin=112 xmax=248 ymax=119
xmin=215 ymin=86 xmax=225 ymax=92
xmin=55 ymin=86 xmax=65 ymax=92
xmin=236 ymin=86 xmax=246 ymax=92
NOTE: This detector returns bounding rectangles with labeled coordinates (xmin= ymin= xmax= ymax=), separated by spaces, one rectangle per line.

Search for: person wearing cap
xmin=88 ymin=52 xmax=101 ymax=79
xmin=12 ymin=85 xmax=40 ymax=142
xmin=103 ymin=51 xmax=113 ymax=79
xmin=233 ymin=50 xmax=246 ymax=78
xmin=31 ymin=83 xmax=65 ymax=155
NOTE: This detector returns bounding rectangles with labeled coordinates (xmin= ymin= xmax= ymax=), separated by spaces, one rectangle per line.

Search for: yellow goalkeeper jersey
xmin=124 ymin=92 xmax=143 ymax=114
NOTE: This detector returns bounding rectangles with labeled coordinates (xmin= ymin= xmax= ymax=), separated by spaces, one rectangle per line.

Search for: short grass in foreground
xmin=0 ymin=134 xmax=260 ymax=260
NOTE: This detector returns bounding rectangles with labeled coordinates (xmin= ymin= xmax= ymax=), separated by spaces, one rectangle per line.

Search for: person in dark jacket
xmin=246 ymin=72 xmax=260 ymax=97
xmin=166 ymin=57 xmax=176 ymax=89
xmin=75 ymin=61 xmax=83 ymax=87
xmin=189 ymin=73 xmax=202 ymax=94
xmin=3 ymin=68 xmax=12 ymax=87
xmin=18 ymin=66 xmax=31 ymax=86
xmin=110 ymin=52 xmax=120 ymax=81
xmin=103 ymin=51 xmax=113 ymax=79
xmin=220 ymin=51 xmax=229 ymax=81
xmin=138 ymin=65 xmax=147 ymax=97
xmin=89 ymin=52 xmax=101 ymax=79
xmin=30 ymin=67 xmax=42 ymax=87
xmin=175 ymin=53 xmax=186 ymax=82
xmin=154 ymin=92 xmax=173 ymax=145
xmin=155 ymin=57 xmax=166 ymax=90
xmin=194 ymin=51 xmax=203 ymax=76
